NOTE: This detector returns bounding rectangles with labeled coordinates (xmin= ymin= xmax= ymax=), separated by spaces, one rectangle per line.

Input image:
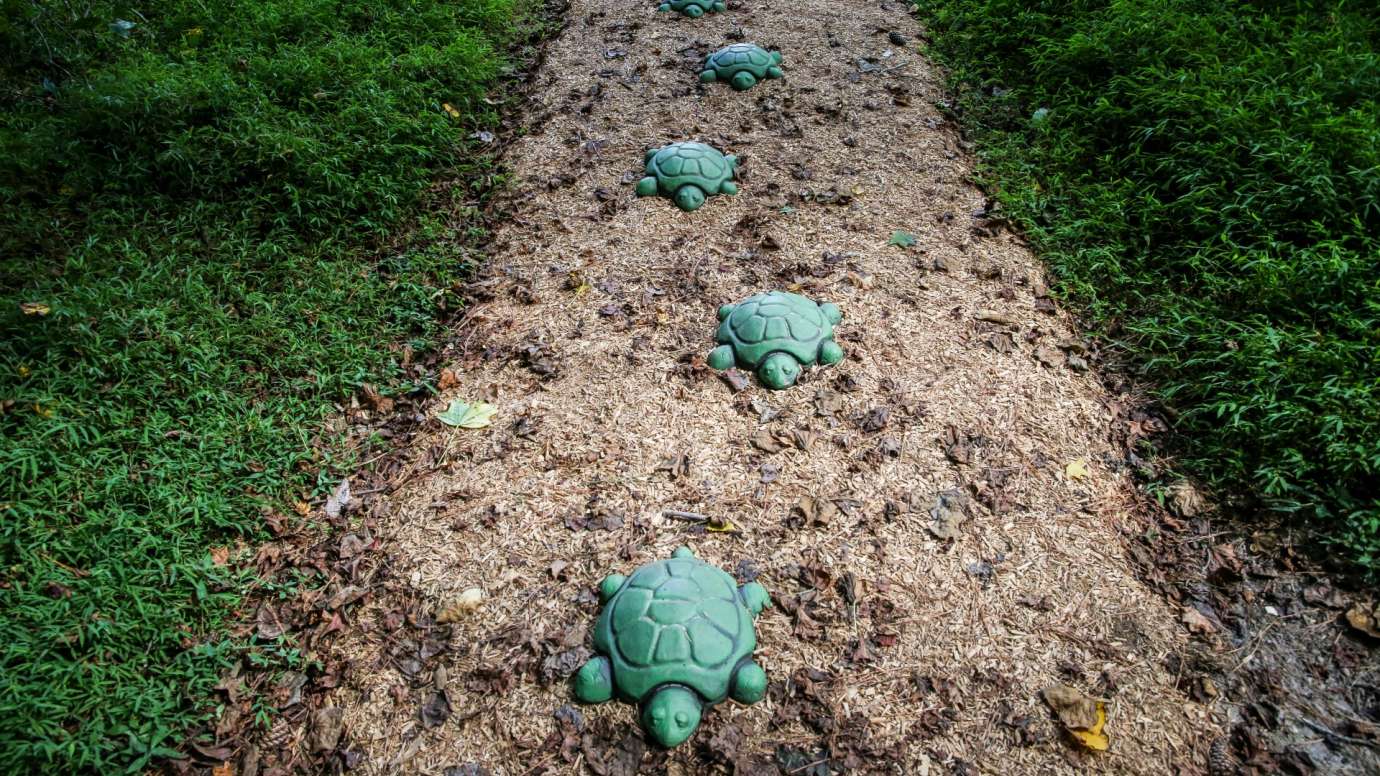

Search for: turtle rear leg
xmin=708 ymin=344 xmax=734 ymax=370
xmin=574 ymin=655 xmax=614 ymax=703
xmin=767 ymin=65 xmax=784 ymax=79
xmin=739 ymin=581 xmax=770 ymax=615
xmin=699 ymin=69 xmax=717 ymax=84
xmin=730 ymin=71 xmax=757 ymax=91
xmin=719 ymin=180 xmax=738 ymax=195
xmin=599 ymin=573 xmax=627 ymax=603
xmin=712 ymin=1 xmax=726 ymax=10
xmin=730 ymin=660 xmax=768 ymax=704
xmin=684 ymin=3 xmax=703 ymax=16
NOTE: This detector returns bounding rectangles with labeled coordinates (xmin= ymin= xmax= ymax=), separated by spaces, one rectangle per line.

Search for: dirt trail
xmin=326 ymin=0 xmax=1218 ymax=771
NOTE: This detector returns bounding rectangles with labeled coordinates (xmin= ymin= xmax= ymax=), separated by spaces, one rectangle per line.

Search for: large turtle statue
xmin=657 ymin=0 xmax=725 ymax=17
xmin=700 ymin=44 xmax=784 ymax=91
xmin=708 ymin=291 xmax=844 ymax=389
xmin=574 ymin=547 xmax=770 ymax=748
xmin=635 ymin=142 xmax=738 ymax=212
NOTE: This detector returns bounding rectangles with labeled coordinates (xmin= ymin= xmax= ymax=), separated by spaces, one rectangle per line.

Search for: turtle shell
xmin=664 ymin=0 xmax=719 ymax=12
xmin=705 ymin=44 xmax=777 ymax=78
xmin=594 ymin=554 xmax=754 ymax=704
xmin=717 ymin=291 xmax=832 ymax=368
xmin=645 ymin=142 xmax=735 ymax=197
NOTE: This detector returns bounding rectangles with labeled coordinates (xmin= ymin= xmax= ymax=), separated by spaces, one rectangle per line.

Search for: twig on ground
xmin=1296 ymin=716 xmax=1380 ymax=749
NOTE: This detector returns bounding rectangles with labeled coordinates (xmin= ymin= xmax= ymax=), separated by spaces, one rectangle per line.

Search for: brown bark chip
xmin=321 ymin=0 xmax=1218 ymax=772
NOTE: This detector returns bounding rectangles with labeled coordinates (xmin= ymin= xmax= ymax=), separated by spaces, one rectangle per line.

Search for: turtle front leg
xmin=574 ymin=655 xmax=614 ymax=703
xmin=635 ymin=176 xmax=659 ymax=197
xmin=730 ymin=660 xmax=768 ymax=704
xmin=684 ymin=3 xmax=703 ymax=16
xmin=712 ymin=0 xmax=726 ymax=10
xmin=818 ymin=339 xmax=844 ymax=366
xmin=730 ymin=71 xmax=757 ymax=91
xmin=819 ymin=302 xmax=842 ymax=324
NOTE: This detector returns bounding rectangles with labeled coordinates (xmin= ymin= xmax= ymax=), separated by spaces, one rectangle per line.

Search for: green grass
xmin=917 ymin=0 xmax=1380 ymax=568
xmin=0 ymin=0 xmax=541 ymax=769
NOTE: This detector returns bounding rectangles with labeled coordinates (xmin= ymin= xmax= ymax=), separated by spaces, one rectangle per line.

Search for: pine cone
xmin=263 ymin=718 xmax=295 ymax=750
xmin=1208 ymin=735 xmax=1235 ymax=776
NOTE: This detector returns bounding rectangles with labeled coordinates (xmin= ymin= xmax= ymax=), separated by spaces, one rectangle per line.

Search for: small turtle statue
xmin=708 ymin=291 xmax=844 ymax=389
xmin=635 ymin=142 xmax=738 ymax=212
xmin=700 ymin=44 xmax=784 ymax=91
xmin=574 ymin=546 xmax=770 ymax=748
xmin=657 ymin=0 xmax=725 ymax=17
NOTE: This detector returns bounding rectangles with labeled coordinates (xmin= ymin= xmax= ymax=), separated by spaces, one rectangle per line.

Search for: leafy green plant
xmin=918 ymin=0 xmax=1379 ymax=567
xmin=0 ymin=0 xmax=546 ymax=769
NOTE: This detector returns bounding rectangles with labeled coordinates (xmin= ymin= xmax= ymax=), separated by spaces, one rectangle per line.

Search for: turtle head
xmin=673 ymin=185 xmax=706 ymax=212
xmin=643 ymin=685 xmax=702 ymax=748
xmin=757 ymin=352 xmax=801 ymax=390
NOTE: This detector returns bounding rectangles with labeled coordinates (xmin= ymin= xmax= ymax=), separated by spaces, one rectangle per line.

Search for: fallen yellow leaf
xmin=20 ymin=302 xmax=50 ymax=316
xmin=1043 ymin=684 xmax=1110 ymax=751
xmin=442 ymin=102 xmax=461 ymax=119
xmin=1070 ymin=703 xmax=1109 ymax=751
xmin=706 ymin=516 xmax=736 ymax=533
xmin=1065 ymin=459 xmax=1090 ymax=480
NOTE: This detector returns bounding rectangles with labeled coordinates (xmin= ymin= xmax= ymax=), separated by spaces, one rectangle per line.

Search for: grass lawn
xmin=0 ymin=0 xmax=542 ymax=768
xmin=917 ymin=0 xmax=1380 ymax=570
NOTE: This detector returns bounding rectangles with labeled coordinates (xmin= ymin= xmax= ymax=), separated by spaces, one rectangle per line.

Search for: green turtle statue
xmin=700 ymin=44 xmax=784 ymax=91
xmin=635 ymin=142 xmax=739 ymax=212
xmin=657 ymin=0 xmax=725 ymax=17
xmin=708 ymin=291 xmax=844 ymax=389
xmin=574 ymin=546 xmax=771 ymax=748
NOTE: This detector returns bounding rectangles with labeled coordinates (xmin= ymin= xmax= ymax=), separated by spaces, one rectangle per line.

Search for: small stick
xmin=662 ymin=510 xmax=708 ymax=523
xmin=1296 ymin=716 xmax=1380 ymax=749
